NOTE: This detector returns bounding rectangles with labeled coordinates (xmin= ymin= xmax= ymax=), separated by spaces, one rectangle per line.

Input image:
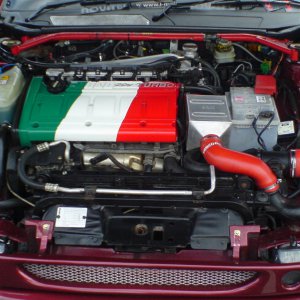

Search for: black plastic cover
xmin=102 ymin=207 xmax=195 ymax=250
xmin=43 ymin=205 xmax=103 ymax=246
xmin=190 ymin=208 xmax=244 ymax=250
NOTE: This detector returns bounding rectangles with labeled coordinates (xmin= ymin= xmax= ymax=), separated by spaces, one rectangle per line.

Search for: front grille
xmin=23 ymin=264 xmax=257 ymax=288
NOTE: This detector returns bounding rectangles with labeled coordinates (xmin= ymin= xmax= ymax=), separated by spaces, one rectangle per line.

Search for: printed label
xmin=234 ymin=96 xmax=244 ymax=103
xmin=55 ymin=207 xmax=87 ymax=228
xmin=278 ymin=120 xmax=295 ymax=135
xmin=256 ymin=96 xmax=267 ymax=103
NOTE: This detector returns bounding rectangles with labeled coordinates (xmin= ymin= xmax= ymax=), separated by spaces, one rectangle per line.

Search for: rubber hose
xmin=0 ymin=198 xmax=28 ymax=209
xmin=197 ymin=58 xmax=222 ymax=87
xmin=270 ymin=192 xmax=300 ymax=219
xmin=183 ymin=149 xmax=210 ymax=174
xmin=164 ymin=156 xmax=185 ymax=173
xmin=184 ymin=86 xmax=218 ymax=95
xmin=17 ymin=147 xmax=45 ymax=191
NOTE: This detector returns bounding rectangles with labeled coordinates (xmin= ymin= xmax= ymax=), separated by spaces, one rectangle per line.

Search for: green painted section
xmin=18 ymin=77 xmax=86 ymax=146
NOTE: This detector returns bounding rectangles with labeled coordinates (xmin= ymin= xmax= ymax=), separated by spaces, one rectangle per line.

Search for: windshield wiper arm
xmin=25 ymin=0 xmax=82 ymax=22
xmin=152 ymin=0 xmax=215 ymax=22
xmin=152 ymin=0 xmax=300 ymax=22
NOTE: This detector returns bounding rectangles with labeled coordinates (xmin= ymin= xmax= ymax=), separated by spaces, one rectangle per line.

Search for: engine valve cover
xmin=18 ymin=79 xmax=179 ymax=146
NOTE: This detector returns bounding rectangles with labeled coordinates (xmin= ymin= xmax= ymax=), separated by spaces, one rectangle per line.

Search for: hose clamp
xmin=36 ymin=142 xmax=50 ymax=152
xmin=290 ymin=150 xmax=296 ymax=178
xmin=45 ymin=183 xmax=59 ymax=193
xmin=264 ymin=182 xmax=279 ymax=193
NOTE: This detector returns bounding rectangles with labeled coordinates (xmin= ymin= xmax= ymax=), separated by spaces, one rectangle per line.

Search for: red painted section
xmin=116 ymin=82 xmax=179 ymax=143
xmin=200 ymin=135 xmax=279 ymax=193
xmin=1 ymin=290 xmax=299 ymax=300
xmin=11 ymin=32 xmax=206 ymax=55
xmin=0 ymin=220 xmax=27 ymax=243
xmin=293 ymin=149 xmax=300 ymax=178
xmin=10 ymin=32 xmax=298 ymax=61
xmin=24 ymin=220 xmax=54 ymax=254
xmin=0 ymin=222 xmax=299 ymax=298
xmin=230 ymin=225 xmax=261 ymax=261
xmin=255 ymin=75 xmax=277 ymax=95
xmin=0 ymin=250 xmax=300 ymax=297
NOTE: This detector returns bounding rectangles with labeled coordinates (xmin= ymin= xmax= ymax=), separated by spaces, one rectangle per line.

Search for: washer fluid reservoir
xmin=0 ymin=66 xmax=25 ymax=123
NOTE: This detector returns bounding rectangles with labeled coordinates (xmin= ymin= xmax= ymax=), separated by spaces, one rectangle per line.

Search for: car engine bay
xmin=0 ymin=32 xmax=300 ymax=263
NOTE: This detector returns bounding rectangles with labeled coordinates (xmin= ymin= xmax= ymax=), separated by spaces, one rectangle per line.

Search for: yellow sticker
xmin=0 ymin=75 xmax=9 ymax=85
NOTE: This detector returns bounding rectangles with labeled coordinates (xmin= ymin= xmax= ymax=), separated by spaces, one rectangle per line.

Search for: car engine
xmin=1 ymin=35 xmax=300 ymax=259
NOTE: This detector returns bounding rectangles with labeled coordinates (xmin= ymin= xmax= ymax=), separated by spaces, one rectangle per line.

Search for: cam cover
xmin=18 ymin=79 xmax=180 ymax=146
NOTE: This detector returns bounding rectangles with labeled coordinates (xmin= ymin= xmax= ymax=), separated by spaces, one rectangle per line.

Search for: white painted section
xmin=55 ymin=81 xmax=142 ymax=141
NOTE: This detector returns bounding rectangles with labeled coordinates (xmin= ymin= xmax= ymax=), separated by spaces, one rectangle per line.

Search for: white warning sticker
xmin=278 ymin=121 xmax=295 ymax=135
xmin=55 ymin=207 xmax=87 ymax=228
xmin=256 ymin=95 xmax=267 ymax=103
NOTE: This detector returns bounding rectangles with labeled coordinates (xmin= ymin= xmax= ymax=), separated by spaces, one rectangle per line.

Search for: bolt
xmin=234 ymin=230 xmax=241 ymax=236
xmin=134 ymin=224 xmax=148 ymax=236
xmin=42 ymin=224 xmax=50 ymax=231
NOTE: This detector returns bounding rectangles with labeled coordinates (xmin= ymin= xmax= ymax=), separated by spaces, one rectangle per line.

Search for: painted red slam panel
xmin=117 ymin=82 xmax=180 ymax=143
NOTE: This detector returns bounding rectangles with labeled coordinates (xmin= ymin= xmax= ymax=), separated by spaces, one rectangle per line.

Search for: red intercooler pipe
xmin=200 ymin=135 xmax=279 ymax=193
xmin=200 ymin=135 xmax=300 ymax=218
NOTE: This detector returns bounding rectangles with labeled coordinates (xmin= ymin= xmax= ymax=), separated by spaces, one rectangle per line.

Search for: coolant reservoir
xmin=0 ymin=66 xmax=25 ymax=123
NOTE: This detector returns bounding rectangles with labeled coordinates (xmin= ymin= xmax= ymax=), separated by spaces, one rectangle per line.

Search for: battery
xmin=186 ymin=87 xmax=280 ymax=151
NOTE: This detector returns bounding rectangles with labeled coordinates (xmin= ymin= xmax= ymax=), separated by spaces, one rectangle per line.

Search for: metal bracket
xmin=24 ymin=220 xmax=54 ymax=254
xmin=230 ymin=225 xmax=260 ymax=261
xmin=84 ymin=185 xmax=97 ymax=200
